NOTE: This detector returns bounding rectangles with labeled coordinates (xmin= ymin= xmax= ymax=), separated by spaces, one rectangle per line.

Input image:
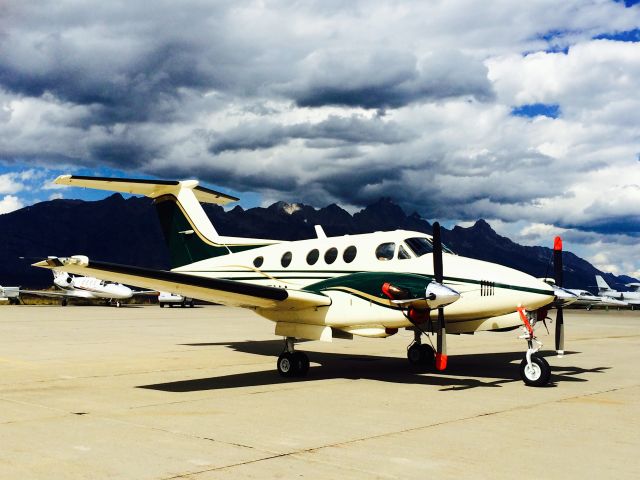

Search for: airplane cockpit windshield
xmin=404 ymin=237 xmax=455 ymax=256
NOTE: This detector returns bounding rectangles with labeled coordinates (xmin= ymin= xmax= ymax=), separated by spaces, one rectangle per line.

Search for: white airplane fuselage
xmin=54 ymin=273 xmax=132 ymax=300
xmin=175 ymin=229 xmax=554 ymax=335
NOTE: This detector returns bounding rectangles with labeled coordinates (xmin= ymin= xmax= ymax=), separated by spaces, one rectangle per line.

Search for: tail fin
xmin=595 ymin=275 xmax=611 ymax=292
xmin=54 ymin=175 xmax=279 ymax=268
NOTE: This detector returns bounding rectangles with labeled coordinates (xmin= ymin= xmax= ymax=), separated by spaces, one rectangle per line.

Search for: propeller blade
xmin=553 ymin=236 xmax=565 ymax=356
xmin=435 ymin=307 xmax=447 ymax=370
xmin=432 ymin=222 xmax=447 ymax=370
xmin=433 ymin=222 xmax=443 ymax=284
xmin=555 ymin=307 xmax=564 ymax=356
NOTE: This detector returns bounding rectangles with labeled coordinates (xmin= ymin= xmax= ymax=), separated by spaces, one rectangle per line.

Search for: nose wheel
xmin=517 ymin=307 xmax=552 ymax=387
xmin=520 ymin=354 xmax=550 ymax=386
xmin=277 ymin=337 xmax=309 ymax=378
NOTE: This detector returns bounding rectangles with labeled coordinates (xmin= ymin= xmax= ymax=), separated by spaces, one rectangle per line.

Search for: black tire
xmin=61 ymin=299 xmax=68 ymax=307
xmin=277 ymin=352 xmax=296 ymax=377
xmin=419 ymin=344 xmax=435 ymax=367
xmin=292 ymin=352 xmax=309 ymax=376
xmin=520 ymin=354 xmax=551 ymax=387
xmin=407 ymin=343 xmax=425 ymax=365
xmin=189 ymin=300 xmax=195 ymax=308
xmin=160 ymin=303 xmax=165 ymax=308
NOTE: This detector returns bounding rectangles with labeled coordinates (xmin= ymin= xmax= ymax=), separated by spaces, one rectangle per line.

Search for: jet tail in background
xmin=595 ymin=275 xmax=613 ymax=293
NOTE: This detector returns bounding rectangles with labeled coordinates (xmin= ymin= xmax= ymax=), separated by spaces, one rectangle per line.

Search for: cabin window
xmin=253 ymin=256 xmax=264 ymax=268
xmin=398 ymin=245 xmax=411 ymax=260
xmin=343 ymin=246 xmax=357 ymax=263
xmin=281 ymin=252 xmax=292 ymax=268
xmin=376 ymin=242 xmax=396 ymax=261
xmin=324 ymin=247 xmax=338 ymax=264
xmin=306 ymin=249 xmax=319 ymax=265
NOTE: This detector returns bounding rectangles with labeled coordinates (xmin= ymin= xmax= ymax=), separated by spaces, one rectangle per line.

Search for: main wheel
xmin=519 ymin=354 xmax=551 ymax=387
xmin=277 ymin=352 xmax=296 ymax=377
xmin=419 ymin=344 xmax=435 ymax=367
xmin=292 ymin=352 xmax=309 ymax=376
xmin=407 ymin=343 xmax=426 ymax=365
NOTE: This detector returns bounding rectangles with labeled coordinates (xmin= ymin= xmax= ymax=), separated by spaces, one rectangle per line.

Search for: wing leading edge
xmin=33 ymin=257 xmax=331 ymax=310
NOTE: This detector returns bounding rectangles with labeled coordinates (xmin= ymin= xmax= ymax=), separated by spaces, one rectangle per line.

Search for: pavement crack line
xmin=157 ymin=383 xmax=639 ymax=479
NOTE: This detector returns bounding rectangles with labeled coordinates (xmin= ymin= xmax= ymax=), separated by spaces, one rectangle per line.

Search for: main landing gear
xmin=517 ymin=308 xmax=551 ymax=387
xmin=407 ymin=328 xmax=435 ymax=368
xmin=277 ymin=337 xmax=310 ymax=378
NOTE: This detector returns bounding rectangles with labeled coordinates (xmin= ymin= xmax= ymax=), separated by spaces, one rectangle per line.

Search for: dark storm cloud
xmin=88 ymin=138 xmax=159 ymax=169
xmin=209 ymin=115 xmax=413 ymax=154
xmin=289 ymin=50 xmax=494 ymax=109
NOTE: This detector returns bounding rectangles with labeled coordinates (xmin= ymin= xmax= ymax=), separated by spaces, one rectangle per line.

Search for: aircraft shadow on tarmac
xmin=137 ymin=340 xmax=609 ymax=392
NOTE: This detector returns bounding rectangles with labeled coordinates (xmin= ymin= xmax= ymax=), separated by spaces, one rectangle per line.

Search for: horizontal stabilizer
xmin=54 ymin=175 xmax=238 ymax=205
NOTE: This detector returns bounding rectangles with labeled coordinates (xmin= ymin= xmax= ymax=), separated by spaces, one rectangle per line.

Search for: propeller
xmin=553 ymin=236 xmax=565 ymax=357
xmin=432 ymin=222 xmax=448 ymax=371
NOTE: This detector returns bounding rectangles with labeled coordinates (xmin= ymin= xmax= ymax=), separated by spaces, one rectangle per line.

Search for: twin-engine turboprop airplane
xmin=19 ymin=270 xmax=144 ymax=307
xmin=34 ymin=175 xmax=567 ymax=386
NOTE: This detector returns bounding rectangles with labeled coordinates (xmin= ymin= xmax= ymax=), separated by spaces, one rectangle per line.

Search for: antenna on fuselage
xmin=314 ymin=225 xmax=327 ymax=239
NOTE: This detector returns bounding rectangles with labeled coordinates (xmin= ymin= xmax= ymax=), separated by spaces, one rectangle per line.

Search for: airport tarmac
xmin=0 ymin=305 xmax=638 ymax=479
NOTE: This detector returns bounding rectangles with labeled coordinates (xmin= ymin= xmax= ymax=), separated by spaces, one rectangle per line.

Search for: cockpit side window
xmin=404 ymin=237 xmax=433 ymax=257
xmin=375 ymin=242 xmax=396 ymax=261
xmin=405 ymin=236 xmax=456 ymax=256
xmin=398 ymin=245 xmax=411 ymax=260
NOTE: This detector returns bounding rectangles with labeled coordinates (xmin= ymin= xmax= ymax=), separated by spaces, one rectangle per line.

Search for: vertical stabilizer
xmin=595 ymin=275 xmax=612 ymax=293
xmin=54 ymin=175 xmax=280 ymax=268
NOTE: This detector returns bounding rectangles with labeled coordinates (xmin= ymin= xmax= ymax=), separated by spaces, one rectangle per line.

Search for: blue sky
xmin=1 ymin=0 xmax=639 ymax=279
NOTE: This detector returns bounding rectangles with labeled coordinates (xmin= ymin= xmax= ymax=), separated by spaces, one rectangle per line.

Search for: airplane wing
xmin=18 ymin=289 xmax=79 ymax=298
xmin=130 ymin=289 xmax=159 ymax=296
xmin=33 ymin=256 xmax=331 ymax=311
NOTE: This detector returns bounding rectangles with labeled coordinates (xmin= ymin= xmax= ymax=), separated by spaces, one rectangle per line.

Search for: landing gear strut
xmin=277 ymin=337 xmax=309 ymax=378
xmin=406 ymin=328 xmax=435 ymax=368
xmin=517 ymin=308 xmax=551 ymax=387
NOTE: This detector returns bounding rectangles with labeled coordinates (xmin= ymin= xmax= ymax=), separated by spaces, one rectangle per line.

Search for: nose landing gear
xmin=517 ymin=307 xmax=551 ymax=387
xmin=277 ymin=337 xmax=310 ymax=378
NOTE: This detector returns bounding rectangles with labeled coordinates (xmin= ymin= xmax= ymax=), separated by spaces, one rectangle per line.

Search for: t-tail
xmin=595 ymin=275 xmax=613 ymax=294
xmin=54 ymin=175 xmax=279 ymax=268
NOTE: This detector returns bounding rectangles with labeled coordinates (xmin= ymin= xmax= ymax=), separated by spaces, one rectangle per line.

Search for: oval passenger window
xmin=306 ymin=249 xmax=319 ymax=265
xmin=375 ymin=242 xmax=395 ymax=261
xmin=253 ymin=256 xmax=264 ymax=268
xmin=324 ymin=247 xmax=338 ymax=264
xmin=343 ymin=246 xmax=357 ymax=263
xmin=281 ymin=252 xmax=292 ymax=268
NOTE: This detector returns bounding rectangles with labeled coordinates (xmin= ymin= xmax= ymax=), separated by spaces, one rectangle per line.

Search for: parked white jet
xmin=567 ymin=289 xmax=628 ymax=309
xmin=0 ymin=285 xmax=20 ymax=304
xmin=595 ymin=275 xmax=640 ymax=308
xmin=20 ymin=270 xmax=143 ymax=307
xmin=34 ymin=175 xmax=568 ymax=386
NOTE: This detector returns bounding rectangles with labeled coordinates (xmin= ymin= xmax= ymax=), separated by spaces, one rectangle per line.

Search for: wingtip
xmin=53 ymin=174 xmax=72 ymax=185
xmin=32 ymin=258 xmax=63 ymax=268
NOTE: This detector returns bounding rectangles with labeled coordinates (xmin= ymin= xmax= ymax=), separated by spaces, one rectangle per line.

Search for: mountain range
xmin=1 ymin=194 xmax=636 ymax=290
